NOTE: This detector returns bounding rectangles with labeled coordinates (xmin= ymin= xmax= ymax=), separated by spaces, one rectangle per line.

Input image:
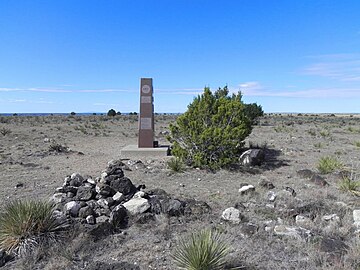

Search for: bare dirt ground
xmin=0 ymin=114 xmax=360 ymax=269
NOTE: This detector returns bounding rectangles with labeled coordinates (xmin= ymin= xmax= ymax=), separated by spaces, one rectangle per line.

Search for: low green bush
xmin=167 ymin=157 xmax=185 ymax=173
xmin=168 ymin=86 xmax=253 ymax=169
xmin=317 ymin=156 xmax=343 ymax=174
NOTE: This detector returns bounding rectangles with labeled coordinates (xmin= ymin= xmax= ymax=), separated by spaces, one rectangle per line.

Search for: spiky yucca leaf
xmin=0 ymin=200 xmax=68 ymax=256
xmin=172 ymin=229 xmax=229 ymax=270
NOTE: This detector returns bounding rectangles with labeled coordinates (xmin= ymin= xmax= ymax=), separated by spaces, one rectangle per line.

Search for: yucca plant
xmin=339 ymin=175 xmax=360 ymax=196
xmin=0 ymin=200 xmax=68 ymax=256
xmin=167 ymin=157 xmax=186 ymax=173
xmin=172 ymin=229 xmax=229 ymax=270
xmin=317 ymin=156 xmax=343 ymax=174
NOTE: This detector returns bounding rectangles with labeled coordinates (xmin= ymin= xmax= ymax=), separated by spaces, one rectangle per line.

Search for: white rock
xmin=96 ymin=215 xmax=109 ymax=223
xmin=64 ymin=201 xmax=81 ymax=217
xmin=335 ymin=201 xmax=348 ymax=207
xmin=112 ymin=192 xmax=124 ymax=202
xmin=274 ymin=225 xmax=311 ymax=239
xmin=238 ymin=185 xmax=255 ymax=194
xmin=267 ymin=191 xmax=276 ymax=202
xmin=123 ymin=198 xmax=150 ymax=215
xmin=86 ymin=215 xmax=95 ymax=225
xmin=353 ymin=209 xmax=360 ymax=227
xmin=100 ymin=172 xmax=108 ymax=183
xmin=87 ymin=178 xmax=96 ymax=185
xmin=322 ymin=214 xmax=340 ymax=223
xmin=51 ymin=193 xmax=66 ymax=204
xmin=97 ymin=198 xmax=109 ymax=208
xmin=133 ymin=191 xmax=146 ymax=198
xmin=221 ymin=207 xmax=242 ymax=224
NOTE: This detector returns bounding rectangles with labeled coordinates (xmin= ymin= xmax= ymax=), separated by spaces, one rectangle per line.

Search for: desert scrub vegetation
xmin=0 ymin=127 xmax=11 ymax=136
xmin=0 ymin=200 xmax=68 ymax=256
xmin=354 ymin=141 xmax=360 ymax=148
xmin=339 ymin=176 xmax=360 ymax=196
xmin=167 ymin=157 xmax=186 ymax=173
xmin=172 ymin=229 xmax=229 ymax=270
xmin=317 ymin=156 xmax=343 ymax=174
xmin=168 ymin=86 xmax=261 ymax=169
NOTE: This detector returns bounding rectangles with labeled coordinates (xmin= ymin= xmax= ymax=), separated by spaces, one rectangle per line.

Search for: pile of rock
xmin=51 ymin=160 xmax=211 ymax=229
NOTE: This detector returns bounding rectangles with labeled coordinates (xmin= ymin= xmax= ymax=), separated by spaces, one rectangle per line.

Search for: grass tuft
xmin=167 ymin=157 xmax=185 ymax=173
xmin=0 ymin=200 xmax=68 ymax=256
xmin=317 ymin=156 xmax=343 ymax=174
xmin=172 ymin=229 xmax=229 ymax=270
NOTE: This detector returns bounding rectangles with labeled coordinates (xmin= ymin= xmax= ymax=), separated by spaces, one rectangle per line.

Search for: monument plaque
xmin=138 ymin=78 xmax=154 ymax=148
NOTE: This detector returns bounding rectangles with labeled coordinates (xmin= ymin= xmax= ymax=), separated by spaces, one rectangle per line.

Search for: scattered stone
xmin=96 ymin=215 xmax=109 ymax=223
xmin=353 ymin=209 xmax=360 ymax=227
xmin=284 ymin=187 xmax=296 ymax=197
xmin=109 ymin=177 xmax=137 ymax=196
xmin=322 ymin=214 xmax=340 ymax=223
xmin=113 ymin=192 xmax=124 ymax=202
xmin=51 ymin=193 xmax=66 ymax=204
xmin=259 ymin=179 xmax=275 ymax=189
xmin=76 ymin=186 xmax=95 ymax=201
xmin=110 ymin=205 xmax=128 ymax=227
xmin=15 ymin=182 xmax=24 ymax=188
xmin=239 ymin=149 xmax=265 ymax=166
xmin=86 ymin=221 xmax=113 ymax=241
xmin=310 ymin=174 xmax=329 ymax=186
xmin=239 ymin=184 xmax=255 ymax=195
xmin=95 ymin=183 xmax=114 ymax=197
xmin=297 ymin=169 xmax=315 ymax=179
xmin=70 ymin=173 xmax=84 ymax=187
xmin=274 ymin=225 xmax=311 ymax=239
xmin=221 ymin=207 xmax=243 ymax=224
xmin=267 ymin=191 xmax=276 ymax=202
xmin=97 ymin=198 xmax=110 ymax=209
xmin=162 ymin=199 xmax=185 ymax=216
xmin=133 ymin=191 xmax=146 ymax=198
xmin=86 ymin=215 xmax=95 ymax=225
xmin=64 ymin=201 xmax=81 ymax=217
xmin=123 ymin=197 xmax=150 ymax=215
xmin=79 ymin=206 xmax=94 ymax=219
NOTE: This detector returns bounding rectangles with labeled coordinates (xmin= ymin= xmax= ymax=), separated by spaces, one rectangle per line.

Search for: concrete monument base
xmin=120 ymin=145 xmax=170 ymax=159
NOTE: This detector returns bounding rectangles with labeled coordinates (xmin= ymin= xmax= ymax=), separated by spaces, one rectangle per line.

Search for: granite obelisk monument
xmin=120 ymin=78 xmax=168 ymax=158
xmin=138 ymin=78 xmax=154 ymax=148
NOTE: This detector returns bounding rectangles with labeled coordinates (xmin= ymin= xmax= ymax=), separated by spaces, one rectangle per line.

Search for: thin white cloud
xmin=302 ymin=53 xmax=360 ymax=82
xmin=235 ymin=81 xmax=360 ymax=98
xmin=0 ymin=87 xmax=136 ymax=93
xmin=156 ymin=88 xmax=203 ymax=95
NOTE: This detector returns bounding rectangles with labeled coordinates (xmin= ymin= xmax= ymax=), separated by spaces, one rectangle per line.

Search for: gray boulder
xmin=239 ymin=149 xmax=265 ymax=166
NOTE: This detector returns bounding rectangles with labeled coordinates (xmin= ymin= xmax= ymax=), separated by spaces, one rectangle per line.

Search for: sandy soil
xmin=0 ymin=114 xmax=359 ymax=269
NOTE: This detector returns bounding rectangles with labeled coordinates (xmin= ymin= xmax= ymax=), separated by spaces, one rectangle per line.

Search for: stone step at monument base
xmin=120 ymin=145 xmax=170 ymax=159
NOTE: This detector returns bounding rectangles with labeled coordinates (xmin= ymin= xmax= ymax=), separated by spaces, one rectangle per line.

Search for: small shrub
xmin=168 ymin=86 xmax=252 ymax=169
xmin=107 ymin=109 xmax=116 ymax=117
xmin=355 ymin=141 xmax=360 ymax=148
xmin=319 ymin=130 xmax=330 ymax=137
xmin=70 ymin=112 xmax=76 ymax=116
xmin=0 ymin=200 xmax=68 ymax=256
xmin=307 ymin=129 xmax=317 ymax=136
xmin=317 ymin=156 xmax=343 ymax=174
xmin=0 ymin=127 xmax=11 ymax=136
xmin=167 ymin=157 xmax=185 ymax=173
xmin=172 ymin=229 xmax=229 ymax=270
xmin=339 ymin=176 xmax=360 ymax=196
xmin=49 ymin=143 xmax=69 ymax=153
xmin=313 ymin=142 xmax=323 ymax=149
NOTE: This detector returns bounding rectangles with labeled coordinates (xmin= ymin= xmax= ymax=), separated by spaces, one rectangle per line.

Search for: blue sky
xmin=1 ymin=0 xmax=360 ymax=113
